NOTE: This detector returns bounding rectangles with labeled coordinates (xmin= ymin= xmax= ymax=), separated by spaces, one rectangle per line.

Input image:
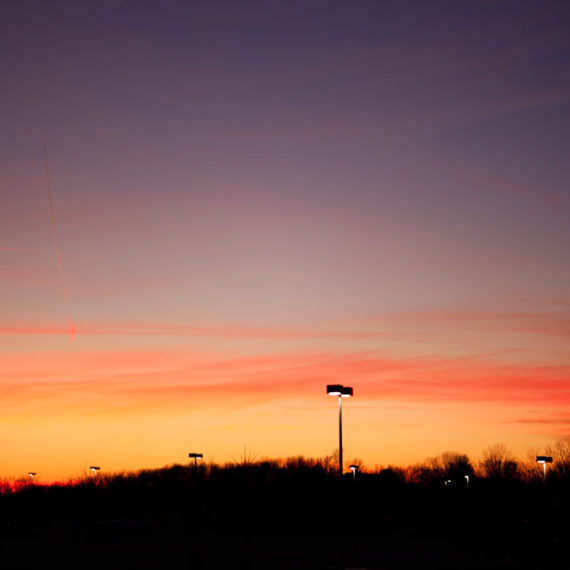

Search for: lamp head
xmin=341 ymin=386 xmax=353 ymax=397
xmin=326 ymin=384 xmax=343 ymax=396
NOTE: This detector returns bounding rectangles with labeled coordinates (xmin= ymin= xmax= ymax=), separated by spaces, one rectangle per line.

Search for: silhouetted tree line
xmin=1 ymin=441 xmax=569 ymax=569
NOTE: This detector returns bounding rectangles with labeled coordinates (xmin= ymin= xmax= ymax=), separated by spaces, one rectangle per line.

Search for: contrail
xmin=43 ymin=146 xmax=75 ymax=342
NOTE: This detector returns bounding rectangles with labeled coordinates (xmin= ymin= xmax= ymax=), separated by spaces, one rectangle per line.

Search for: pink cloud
xmin=2 ymin=347 xmax=569 ymax=416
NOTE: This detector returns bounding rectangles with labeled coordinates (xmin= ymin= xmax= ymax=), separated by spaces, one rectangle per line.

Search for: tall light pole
xmin=349 ymin=465 xmax=359 ymax=482
xmin=326 ymin=384 xmax=353 ymax=476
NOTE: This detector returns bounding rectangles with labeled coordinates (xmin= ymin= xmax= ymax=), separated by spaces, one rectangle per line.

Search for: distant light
xmin=536 ymin=455 xmax=552 ymax=482
xmin=90 ymin=466 xmax=100 ymax=475
xmin=28 ymin=472 xmax=36 ymax=479
xmin=349 ymin=465 xmax=359 ymax=471
xmin=189 ymin=452 xmax=203 ymax=467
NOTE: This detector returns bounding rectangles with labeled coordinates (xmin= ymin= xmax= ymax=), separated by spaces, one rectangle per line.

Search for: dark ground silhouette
xmin=1 ymin=460 xmax=568 ymax=569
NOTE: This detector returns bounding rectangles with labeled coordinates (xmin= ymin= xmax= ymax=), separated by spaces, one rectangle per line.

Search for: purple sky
xmin=2 ymin=1 xmax=570 ymax=479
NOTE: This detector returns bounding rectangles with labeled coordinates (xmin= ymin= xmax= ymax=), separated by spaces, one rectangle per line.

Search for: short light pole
xmin=189 ymin=452 xmax=203 ymax=468
xmin=349 ymin=464 xmax=359 ymax=482
xmin=326 ymin=384 xmax=353 ymax=476
xmin=28 ymin=472 xmax=36 ymax=482
xmin=536 ymin=456 xmax=552 ymax=482
xmin=90 ymin=466 xmax=100 ymax=477
xmin=464 ymin=475 xmax=470 ymax=488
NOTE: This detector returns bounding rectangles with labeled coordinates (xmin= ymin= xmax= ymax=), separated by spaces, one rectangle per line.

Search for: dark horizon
xmin=3 ymin=449 xmax=569 ymax=569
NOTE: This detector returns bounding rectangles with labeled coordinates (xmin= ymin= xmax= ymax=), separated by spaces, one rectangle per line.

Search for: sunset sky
xmin=2 ymin=0 xmax=570 ymax=481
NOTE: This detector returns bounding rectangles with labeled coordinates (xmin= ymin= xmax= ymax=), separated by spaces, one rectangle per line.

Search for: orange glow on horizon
xmin=2 ymin=1 xmax=570 ymax=484
xmin=1 ymin=312 xmax=569 ymax=481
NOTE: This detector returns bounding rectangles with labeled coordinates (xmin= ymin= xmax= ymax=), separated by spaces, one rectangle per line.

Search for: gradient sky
xmin=2 ymin=0 xmax=570 ymax=481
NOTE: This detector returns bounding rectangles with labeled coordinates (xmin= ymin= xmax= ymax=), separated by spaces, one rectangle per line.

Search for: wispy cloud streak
xmin=3 ymin=307 xmax=570 ymax=341
xmin=0 ymin=321 xmax=397 ymax=340
xmin=2 ymin=347 xmax=569 ymax=416
xmin=43 ymin=147 xmax=75 ymax=342
xmin=465 ymin=167 xmax=570 ymax=207
xmin=0 ymin=245 xmax=36 ymax=253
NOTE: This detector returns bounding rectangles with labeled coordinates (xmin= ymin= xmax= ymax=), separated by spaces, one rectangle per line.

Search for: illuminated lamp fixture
xmin=90 ymin=466 xmax=101 ymax=476
xmin=536 ymin=456 xmax=553 ymax=482
xmin=28 ymin=472 xmax=36 ymax=481
xmin=326 ymin=384 xmax=354 ymax=476
xmin=349 ymin=465 xmax=359 ymax=481
xmin=189 ymin=452 xmax=203 ymax=467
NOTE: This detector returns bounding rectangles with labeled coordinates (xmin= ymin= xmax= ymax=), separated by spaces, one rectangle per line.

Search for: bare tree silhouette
xmin=480 ymin=443 xmax=519 ymax=479
xmin=545 ymin=438 xmax=570 ymax=479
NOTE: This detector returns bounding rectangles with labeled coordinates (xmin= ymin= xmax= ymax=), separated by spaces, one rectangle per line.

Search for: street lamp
xmin=28 ymin=472 xmax=36 ymax=481
xmin=349 ymin=465 xmax=359 ymax=481
xmin=536 ymin=456 xmax=552 ymax=482
xmin=464 ymin=475 xmax=470 ymax=488
xmin=326 ymin=384 xmax=353 ymax=476
xmin=90 ymin=466 xmax=100 ymax=477
xmin=189 ymin=452 xmax=203 ymax=468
